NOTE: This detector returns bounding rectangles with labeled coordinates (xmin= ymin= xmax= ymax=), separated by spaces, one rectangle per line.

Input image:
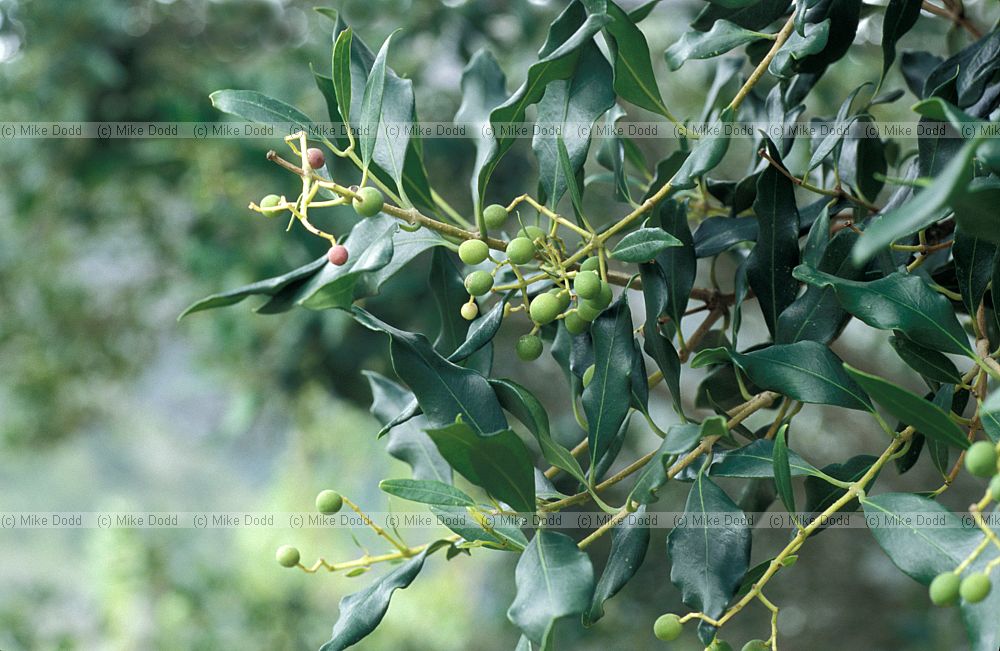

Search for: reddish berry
xmin=306 ymin=147 xmax=326 ymax=170
xmin=327 ymin=245 xmax=349 ymax=266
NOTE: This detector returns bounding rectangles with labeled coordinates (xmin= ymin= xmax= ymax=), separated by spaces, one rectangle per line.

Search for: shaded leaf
xmin=379 ymin=479 xmax=475 ymax=507
xmin=585 ymin=505 xmax=650 ymax=625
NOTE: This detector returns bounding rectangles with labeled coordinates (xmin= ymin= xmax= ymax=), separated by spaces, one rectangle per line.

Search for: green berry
xmin=961 ymin=573 xmax=992 ymax=603
xmin=989 ymin=474 xmax=1000 ymax=501
xmin=260 ymin=194 xmax=282 ymax=217
xmin=965 ymin=440 xmax=998 ymax=478
xmin=506 ymin=238 xmax=536 ymax=265
xmin=709 ymin=642 xmax=733 ymax=651
xmin=516 ymin=335 xmax=543 ymax=361
xmin=576 ymin=301 xmax=602 ymax=322
xmin=459 ymin=239 xmax=490 ymax=265
xmin=483 ymin=203 xmax=508 ymax=229
xmin=353 ymin=186 xmax=384 ymax=217
xmin=461 ymin=302 xmax=479 ymax=320
xmin=574 ymin=271 xmax=601 ymax=300
xmin=275 ymin=545 xmax=300 ymax=568
xmin=315 ymin=490 xmax=343 ymax=514
xmin=518 ymin=225 xmax=546 ymax=242
xmin=742 ymin=641 xmax=769 ymax=651
xmin=529 ymin=292 xmax=562 ymax=325
xmin=652 ymin=613 xmax=682 ymax=641
xmin=579 ymin=257 xmax=600 ymax=272
xmin=582 ymin=364 xmax=595 ymax=388
xmin=464 ymin=270 xmax=494 ymax=297
xmin=929 ymin=572 xmax=961 ymax=606
xmin=585 ymin=281 xmax=613 ymax=311
xmin=549 ymin=288 xmax=571 ymax=312
xmin=563 ymin=311 xmax=589 ymax=335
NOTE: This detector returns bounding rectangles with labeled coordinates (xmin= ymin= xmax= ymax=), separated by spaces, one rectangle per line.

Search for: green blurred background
xmin=0 ymin=0 xmax=992 ymax=649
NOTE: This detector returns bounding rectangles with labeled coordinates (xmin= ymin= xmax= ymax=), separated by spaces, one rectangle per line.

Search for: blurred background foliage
xmin=0 ymin=0 xmax=993 ymax=649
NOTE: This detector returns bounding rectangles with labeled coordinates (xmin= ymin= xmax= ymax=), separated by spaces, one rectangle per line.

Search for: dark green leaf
xmin=804 ymin=454 xmax=876 ymax=519
xmin=692 ymin=216 xmax=758 ymax=258
xmin=179 ymin=257 xmax=326 ymax=318
xmin=671 ymin=111 xmax=733 ymax=190
xmin=209 ymin=89 xmax=314 ymax=133
xmin=628 ymin=419 xmax=722 ymax=504
xmin=888 ymin=334 xmax=962 ymax=384
xmin=430 ymin=249 xmax=471 ymax=356
xmin=665 ymin=20 xmax=766 ymax=71
xmin=639 ymin=262 xmax=684 ymax=416
xmin=710 ymin=439 xmax=821 ymax=478
xmin=953 ymin=226 xmax=997 ymax=315
xmin=610 ymin=228 xmax=682 ymax=262
xmin=431 ymin=505 xmax=527 ymax=551
xmin=455 ymin=49 xmax=509 ymax=215
xmin=332 ymin=27 xmax=353 ymax=122
xmin=379 ymin=479 xmax=475 ymax=506
xmin=655 ymin=199 xmax=696 ymax=329
xmin=600 ymin=0 xmax=674 ymax=118
xmin=772 ymin=425 xmax=795 ymax=515
xmin=879 ymin=0 xmax=921 ymax=87
xmin=583 ymin=294 xmax=635 ymax=470
xmin=448 ymin=292 xmax=514 ymax=363
xmin=769 ymin=20 xmax=830 ymax=78
xmin=358 ymin=31 xmax=397 ymax=172
xmin=585 ymin=505 xmax=650 ymax=625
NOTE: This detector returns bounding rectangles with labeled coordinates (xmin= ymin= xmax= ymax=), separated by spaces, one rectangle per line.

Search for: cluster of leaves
xmin=187 ymin=2 xmax=1000 ymax=650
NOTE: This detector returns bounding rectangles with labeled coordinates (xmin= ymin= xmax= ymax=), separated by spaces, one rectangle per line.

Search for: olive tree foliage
xmin=187 ymin=2 xmax=1000 ymax=649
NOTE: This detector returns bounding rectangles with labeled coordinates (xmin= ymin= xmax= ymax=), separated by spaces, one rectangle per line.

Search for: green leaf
xmin=455 ymin=49 xmax=509 ymax=216
xmin=887 ymin=334 xmax=962 ymax=384
xmin=363 ymin=372 xmax=451 ymax=483
xmin=358 ymin=31 xmax=398 ymax=173
xmin=692 ymin=216 xmax=758 ymax=258
xmin=880 ymin=0 xmax=922 ymax=87
xmin=425 ymin=421 xmax=535 ymax=513
xmin=793 ymin=265 xmax=972 ymax=356
xmin=953 ymin=178 xmax=1000 ymax=246
xmin=533 ymin=42 xmax=614 ymax=209
xmin=772 ymin=425 xmax=795 ymax=515
xmin=655 ymin=199 xmax=696 ymax=329
xmin=665 ymin=20 xmax=767 ymax=71
xmin=666 ymin=473 xmax=751 ymax=619
xmin=730 ymin=341 xmax=872 ymax=411
xmin=804 ymin=454 xmax=876 ymax=520
xmin=710 ymin=439 xmax=822 ymax=478
xmin=953 ymin=226 xmax=997 ymax=315
xmin=507 ymin=529 xmax=595 ymax=645
xmin=332 ymin=27 xmax=353 ymax=122
xmin=429 ymin=249 xmax=471 ymax=356
xmin=379 ymin=478 xmax=475 ymax=506
xmin=583 ymin=293 xmax=635 ymax=471
xmin=844 ymin=365 xmax=969 ymax=449
xmin=179 ymin=257 xmax=326 ymax=318
xmin=747 ymin=138 xmax=801 ymax=337
xmin=352 ymin=308 xmax=508 ymax=435
xmin=628 ymin=419 xmax=722 ymax=504
xmin=639 ymin=262 xmax=684 ymax=416
xmin=209 ymin=89 xmax=314 ymax=133
xmin=596 ymin=104 xmax=633 ymax=203
xmin=768 ymin=20 xmax=830 ymax=78
xmin=610 ymin=228 xmax=682 ymax=262
xmin=448 ymin=292 xmax=514 ymax=364
xmin=585 ymin=505 xmax=650 ymax=625
xmin=600 ymin=0 xmax=674 ymax=119
xmin=319 ymin=540 xmax=450 ymax=651
xmin=852 ymin=137 xmax=979 ymax=263
xmin=431 ymin=505 xmax=527 ymax=551
xmin=671 ymin=111 xmax=733 ymax=190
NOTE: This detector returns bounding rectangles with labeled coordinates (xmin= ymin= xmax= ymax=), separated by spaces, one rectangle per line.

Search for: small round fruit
xmin=483 ymin=203 xmax=508 ymax=229
xmin=260 ymin=194 xmax=282 ymax=217
xmin=327 ymin=245 xmax=349 ymax=266
xmin=563 ymin=311 xmax=588 ymax=335
xmin=464 ymin=270 xmax=494 ymax=297
xmin=353 ymin=186 xmax=384 ymax=217
xmin=929 ymin=572 xmax=961 ymax=606
xmin=529 ymin=292 xmax=562 ymax=325
xmin=582 ymin=364 xmax=595 ymax=388
xmin=742 ymin=641 xmax=769 ymax=651
xmin=506 ymin=237 xmax=536 ymax=265
xmin=579 ymin=257 xmax=600 ymax=272
xmin=965 ymin=441 xmax=998 ymax=478
xmin=652 ymin=613 xmax=682 ymax=642
xmin=516 ymin=334 xmax=543 ymax=361
xmin=315 ymin=490 xmax=343 ymax=514
xmin=990 ymin=474 xmax=1000 ymax=501
xmin=574 ymin=270 xmax=601 ymax=300
xmin=576 ymin=301 xmax=602 ymax=322
xmin=275 ymin=545 xmax=300 ymax=568
xmin=585 ymin=281 xmax=613 ymax=310
xmin=709 ymin=642 xmax=733 ymax=651
xmin=459 ymin=239 xmax=490 ymax=265
xmin=549 ymin=288 xmax=571 ymax=312
xmin=306 ymin=147 xmax=326 ymax=170
xmin=461 ymin=302 xmax=479 ymax=320
xmin=960 ymin=573 xmax=992 ymax=603
xmin=518 ymin=225 xmax=546 ymax=242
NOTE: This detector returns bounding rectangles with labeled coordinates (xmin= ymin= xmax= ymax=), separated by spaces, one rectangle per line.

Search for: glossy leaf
xmin=665 ymin=20 xmax=766 ymax=71
xmin=628 ymin=419 xmax=722 ymax=504
xmin=583 ymin=294 xmax=635 ymax=470
xmin=880 ymin=0 xmax=922 ymax=87
xmin=358 ymin=31 xmax=397 ymax=172
xmin=600 ymin=0 xmax=673 ymax=118
xmin=430 ymin=249 xmax=471 ymax=356
xmin=710 ymin=439 xmax=821 ymax=478
xmin=887 ymin=335 xmax=962 ymax=384
xmin=431 ymin=505 xmax=527 ymax=551
xmin=455 ymin=49 xmax=509 ymax=215
xmin=952 ymin=226 xmax=997 ymax=315
xmin=448 ymin=292 xmax=514 ymax=363
xmin=656 ymin=199 xmax=696 ymax=329
xmin=692 ymin=216 xmax=758 ymax=258
xmin=610 ymin=227 xmax=682 ymax=262
xmin=332 ymin=27 xmax=353 ymax=122
xmin=638 ymin=262 xmax=684 ymax=415
xmin=378 ymin=478 xmax=475 ymax=507
xmin=844 ymin=365 xmax=969 ymax=449
xmin=209 ymin=89 xmax=314 ymax=133
xmin=671 ymin=111 xmax=732 ymax=190
xmin=508 ymin=529 xmax=595 ymax=645
xmin=585 ymin=505 xmax=650 ymax=625
xmin=425 ymin=421 xmax=535 ymax=513
xmin=804 ymin=454 xmax=875 ymax=520
xmin=772 ymin=425 xmax=795 ymax=515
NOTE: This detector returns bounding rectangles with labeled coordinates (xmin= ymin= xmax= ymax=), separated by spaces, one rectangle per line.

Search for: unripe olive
xmin=563 ymin=311 xmax=588 ymax=335
xmin=549 ymin=288 xmax=571 ymax=312
xmin=464 ymin=270 xmax=494 ymax=297
xmin=353 ymin=186 xmax=384 ymax=217
xmin=529 ymin=293 xmax=562 ymax=325
xmin=327 ymin=245 xmax=349 ymax=266
xmin=306 ymin=147 xmax=326 ymax=170
xmin=652 ymin=613 xmax=682 ymax=641
xmin=742 ymin=641 xmax=769 ymax=651
xmin=960 ymin=573 xmax=992 ymax=603
xmin=582 ymin=364 xmax=595 ymax=388
xmin=260 ymin=194 xmax=282 ymax=217
xmin=965 ymin=440 xmax=998 ymax=478
xmin=929 ymin=572 xmax=961 ymax=606
xmin=576 ymin=301 xmax=602 ymax=322
xmin=506 ymin=237 xmax=536 ymax=265
xmin=574 ymin=270 xmax=601 ymax=300
xmin=315 ymin=489 xmax=343 ymax=514
xmin=459 ymin=239 xmax=490 ymax=265
xmin=579 ymin=256 xmax=600 ymax=272
xmin=585 ymin=281 xmax=613 ymax=311
xmin=990 ymin=474 xmax=1000 ymax=501
xmin=461 ymin=302 xmax=479 ymax=320
xmin=709 ymin=641 xmax=733 ymax=651
xmin=518 ymin=225 xmax=546 ymax=242
xmin=275 ymin=545 xmax=300 ymax=568
xmin=483 ymin=203 xmax=508 ymax=229
xmin=516 ymin=334 xmax=543 ymax=361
